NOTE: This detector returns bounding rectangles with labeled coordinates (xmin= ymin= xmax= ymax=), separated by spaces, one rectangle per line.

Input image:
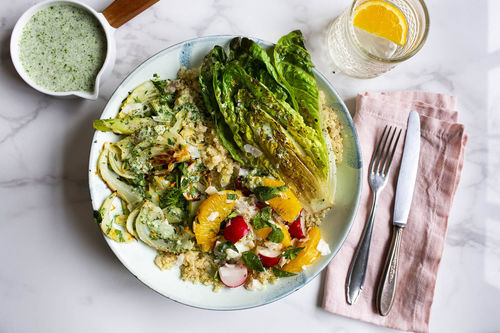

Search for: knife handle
xmin=377 ymin=225 xmax=404 ymax=316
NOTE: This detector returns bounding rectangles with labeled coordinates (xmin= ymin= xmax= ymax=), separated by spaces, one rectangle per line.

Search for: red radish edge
xmin=289 ymin=214 xmax=306 ymax=239
xmin=218 ymin=264 xmax=248 ymax=288
xmin=257 ymin=247 xmax=281 ymax=267
xmin=223 ymin=216 xmax=249 ymax=243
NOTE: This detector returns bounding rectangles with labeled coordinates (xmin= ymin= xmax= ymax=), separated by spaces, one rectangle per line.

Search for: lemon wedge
xmin=353 ymin=0 xmax=407 ymax=46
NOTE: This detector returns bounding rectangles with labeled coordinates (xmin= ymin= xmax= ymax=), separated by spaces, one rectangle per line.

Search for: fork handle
xmin=377 ymin=225 xmax=404 ymax=316
xmin=346 ymin=192 xmax=378 ymax=305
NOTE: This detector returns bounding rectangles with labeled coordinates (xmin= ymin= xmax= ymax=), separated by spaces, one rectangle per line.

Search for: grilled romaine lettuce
xmin=199 ymin=31 xmax=336 ymax=212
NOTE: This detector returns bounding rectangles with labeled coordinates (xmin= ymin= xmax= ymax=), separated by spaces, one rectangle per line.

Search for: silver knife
xmin=376 ymin=111 xmax=420 ymax=316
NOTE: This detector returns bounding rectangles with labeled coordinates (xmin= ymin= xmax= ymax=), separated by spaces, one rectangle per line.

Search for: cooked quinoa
xmin=320 ymin=91 xmax=344 ymax=164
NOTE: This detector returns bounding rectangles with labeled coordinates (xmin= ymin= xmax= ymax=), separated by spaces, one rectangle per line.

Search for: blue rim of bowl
xmin=89 ymin=34 xmax=363 ymax=310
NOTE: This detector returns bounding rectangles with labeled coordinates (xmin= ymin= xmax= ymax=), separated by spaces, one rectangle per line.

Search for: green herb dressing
xmin=19 ymin=4 xmax=107 ymax=92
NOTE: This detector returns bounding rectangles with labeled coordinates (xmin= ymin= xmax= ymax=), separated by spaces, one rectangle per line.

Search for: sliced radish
xmin=218 ymin=264 xmax=248 ymax=288
xmin=257 ymin=246 xmax=281 ymax=267
xmin=289 ymin=213 xmax=306 ymax=239
xmin=223 ymin=215 xmax=249 ymax=243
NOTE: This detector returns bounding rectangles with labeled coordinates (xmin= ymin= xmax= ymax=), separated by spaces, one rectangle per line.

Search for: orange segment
xmin=255 ymin=222 xmax=291 ymax=247
xmin=282 ymin=226 xmax=322 ymax=273
xmin=261 ymin=178 xmax=302 ymax=223
xmin=353 ymin=0 xmax=407 ymax=46
xmin=280 ymin=223 xmax=292 ymax=247
xmin=255 ymin=227 xmax=271 ymax=240
xmin=193 ymin=190 xmax=240 ymax=251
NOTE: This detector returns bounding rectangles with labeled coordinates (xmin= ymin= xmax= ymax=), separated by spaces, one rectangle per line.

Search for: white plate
xmin=88 ymin=35 xmax=362 ymax=310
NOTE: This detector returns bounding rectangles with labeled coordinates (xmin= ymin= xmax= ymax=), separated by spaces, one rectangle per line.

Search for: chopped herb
xmin=152 ymin=79 xmax=167 ymax=91
xmin=252 ymin=206 xmax=272 ymax=229
xmin=267 ymin=225 xmax=284 ymax=243
xmin=253 ymin=186 xmax=287 ymax=202
xmin=272 ymin=267 xmax=296 ymax=277
xmin=159 ymin=187 xmax=186 ymax=209
xmin=226 ymin=193 xmax=238 ymax=201
xmin=189 ymin=186 xmax=199 ymax=198
xmin=93 ymin=210 xmax=102 ymax=224
xmin=241 ymin=251 xmax=264 ymax=272
xmin=227 ymin=211 xmax=238 ymax=219
xmin=216 ymin=240 xmax=239 ymax=253
xmin=278 ymin=246 xmax=304 ymax=260
xmin=116 ymin=229 xmax=125 ymax=242
xmin=178 ymin=163 xmax=189 ymax=176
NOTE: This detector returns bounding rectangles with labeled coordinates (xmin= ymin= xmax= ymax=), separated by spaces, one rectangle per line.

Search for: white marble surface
xmin=1 ymin=0 xmax=499 ymax=332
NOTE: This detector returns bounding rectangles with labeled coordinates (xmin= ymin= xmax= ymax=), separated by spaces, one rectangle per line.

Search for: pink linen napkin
xmin=322 ymin=91 xmax=467 ymax=333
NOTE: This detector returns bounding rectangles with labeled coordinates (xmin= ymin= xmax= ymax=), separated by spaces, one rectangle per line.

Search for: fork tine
xmin=374 ymin=126 xmax=392 ymax=174
xmin=379 ymin=126 xmax=397 ymax=175
xmin=382 ymin=128 xmax=402 ymax=175
xmin=369 ymin=125 xmax=388 ymax=174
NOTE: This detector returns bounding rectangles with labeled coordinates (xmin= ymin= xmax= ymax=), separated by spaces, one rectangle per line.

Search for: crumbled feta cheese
xmin=205 ymin=186 xmax=218 ymax=195
xmin=238 ymin=168 xmax=250 ymax=176
xmin=234 ymin=196 xmax=259 ymax=222
xmin=243 ymin=144 xmax=263 ymax=157
xmin=187 ymin=144 xmax=200 ymax=158
xmin=175 ymin=253 xmax=185 ymax=266
xmin=207 ymin=211 xmax=219 ymax=222
xmin=246 ymin=278 xmax=264 ymax=291
xmin=263 ymin=241 xmax=283 ymax=252
xmin=317 ymin=238 xmax=331 ymax=256
xmin=226 ymin=233 xmax=255 ymax=259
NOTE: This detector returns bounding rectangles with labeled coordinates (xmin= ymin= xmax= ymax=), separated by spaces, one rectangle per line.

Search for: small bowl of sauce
xmin=11 ymin=0 xmax=115 ymax=100
xmin=11 ymin=0 xmax=160 ymax=99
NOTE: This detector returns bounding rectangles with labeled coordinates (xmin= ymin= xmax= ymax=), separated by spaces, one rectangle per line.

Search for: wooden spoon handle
xmin=102 ymin=0 xmax=159 ymax=29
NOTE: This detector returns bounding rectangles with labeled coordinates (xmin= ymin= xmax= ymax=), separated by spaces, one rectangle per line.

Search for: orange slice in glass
xmin=353 ymin=0 xmax=407 ymax=46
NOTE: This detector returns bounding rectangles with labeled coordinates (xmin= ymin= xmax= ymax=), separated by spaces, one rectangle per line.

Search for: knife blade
xmin=376 ymin=111 xmax=421 ymax=316
xmin=393 ymin=111 xmax=421 ymax=227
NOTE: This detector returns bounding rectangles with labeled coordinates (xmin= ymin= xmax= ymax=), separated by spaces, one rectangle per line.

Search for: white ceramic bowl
xmin=88 ymin=35 xmax=362 ymax=310
xmin=10 ymin=0 xmax=116 ymax=100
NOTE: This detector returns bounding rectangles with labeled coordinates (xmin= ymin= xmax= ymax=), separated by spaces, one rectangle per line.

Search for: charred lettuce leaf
xmin=273 ymin=30 xmax=323 ymax=136
xmin=199 ymin=31 xmax=336 ymax=212
xmin=199 ymin=47 xmax=246 ymax=165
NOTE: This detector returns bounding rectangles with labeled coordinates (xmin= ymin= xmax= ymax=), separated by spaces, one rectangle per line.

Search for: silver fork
xmin=346 ymin=125 xmax=402 ymax=305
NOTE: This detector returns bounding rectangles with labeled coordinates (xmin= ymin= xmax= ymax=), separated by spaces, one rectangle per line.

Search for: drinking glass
xmin=327 ymin=0 xmax=429 ymax=78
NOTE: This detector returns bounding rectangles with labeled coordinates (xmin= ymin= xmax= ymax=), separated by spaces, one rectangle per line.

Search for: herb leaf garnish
xmin=278 ymin=246 xmax=304 ymax=260
xmin=253 ymin=186 xmax=287 ymax=202
xmin=216 ymin=240 xmax=239 ymax=254
xmin=241 ymin=251 xmax=264 ymax=272
xmin=252 ymin=206 xmax=272 ymax=229
xmin=267 ymin=224 xmax=284 ymax=243
xmin=226 ymin=193 xmax=238 ymax=200
xmin=227 ymin=211 xmax=238 ymax=219
xmin=272 ymin=267 xmax=296 ymax=277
